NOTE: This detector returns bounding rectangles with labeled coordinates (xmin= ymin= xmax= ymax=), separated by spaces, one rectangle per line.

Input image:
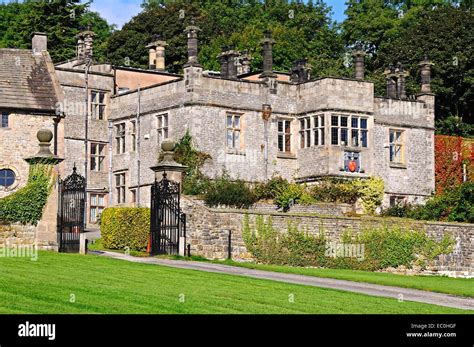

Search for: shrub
xmin=0 ymin=161 xmax=55 ymax=225
xmin=242 ymin=216 xmax=454 ymax=271
xmin=273 ymin=183 xmax=309 ymax=211
xmin=204 ymin=173 xmax=257 ymax=208
xmin=309 ymin=178 xmax=359 ymax=204
xmin=353 ymin=177 xmax=385 ymax=215
xmin=381 ymin=182 xmax=474 ymax=223
xmin=101 ymin=207 xmax=150 ymax=251
xmin=254 ymin=176 xmax=289 ymax=200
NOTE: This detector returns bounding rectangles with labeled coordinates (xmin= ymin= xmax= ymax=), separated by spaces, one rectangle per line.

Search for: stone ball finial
xmin=37 ymin=129 xmax=53 ymax=144
xmin=161 ymin=139 xmax=175 ymax=152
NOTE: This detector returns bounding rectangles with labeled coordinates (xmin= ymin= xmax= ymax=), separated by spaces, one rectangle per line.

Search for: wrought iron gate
xmin=57 ymin=166 xmax=86 ymax=253
xmin=150 ymin=173 xmax=186 ymax=255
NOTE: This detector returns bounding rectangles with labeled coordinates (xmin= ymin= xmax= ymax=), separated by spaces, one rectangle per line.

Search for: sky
xmin=85 ymin=0 xmax=348 ymax=29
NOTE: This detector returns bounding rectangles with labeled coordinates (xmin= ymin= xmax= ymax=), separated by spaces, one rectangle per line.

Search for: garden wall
xmin=182 ymin=197 xmax=473 ymax=272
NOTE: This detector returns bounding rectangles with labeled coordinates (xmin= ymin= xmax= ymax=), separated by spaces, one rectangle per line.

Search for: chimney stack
xmin=218 ymin=46 xmax=229 ymax=78
xmin=396 ymin=62 xmax=408 ymax=99
xmin=239 ymin=50 xmax=251 ymax=75
xmin=32 ymin=32 xmax=47 ymax=54
xmin=418 ymin=55 xmax=434 ymax=94
xmin=227 ymin=46 xmax=239 ymax=79
xmin=259 ymin=30 xmax=276 ymax=78
xmin=384 ymin=64 xmax=398 ymax=98
xmin=184 ymin=22 xmax=201 ymax=68
xmin=147 ymin=39 xmax=167 ymax=71
xmin=290 ymin=59 xmax=310 ymax=83
xmin=76 ymin=30 xmax=95 ymax=61
xmin=352 ymin=46 xmax=366 ymax=80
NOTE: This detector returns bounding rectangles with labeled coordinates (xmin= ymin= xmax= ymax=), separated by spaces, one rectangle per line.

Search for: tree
xmin=0 ymin=0 xmax=114 ymax=63
xmin=106 ymin=0 xmax=347 ymax=77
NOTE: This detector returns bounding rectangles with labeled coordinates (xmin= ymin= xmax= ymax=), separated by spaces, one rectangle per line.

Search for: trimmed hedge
xmin=101 ymin=207 xmax=150 ymax=251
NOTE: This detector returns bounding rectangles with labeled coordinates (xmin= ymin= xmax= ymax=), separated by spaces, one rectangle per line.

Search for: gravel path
xmin=91 ymin=250 xmax=474 ymax=311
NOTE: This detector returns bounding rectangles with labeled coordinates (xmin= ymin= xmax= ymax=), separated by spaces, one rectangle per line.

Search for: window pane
xmin=234 ymin=130 xmax=240 ymax=148
xmin=234 ymin=116 xmax=240 ymax=129
xmin=98 ymin=196 xmax=104 ymax=206
xmin=352 ymin=117 xmax=359 ymax=129
xmin=341 ymin=128 xmax=348 ymax=145
xmin=314 ymin=130 xmax=319 ymax=146
xmin=300 ymin=119 xmax=305 ymax=130
xmin=331 ymin=127 xmax=338 ymax=145
xmin=285 ymin=134 xmax=291 ymax=152
xmin=163 ymin=115 xmax=168 ymax=127
xmin=351 ymin=130 xmax=359 ymax=146
xmin=91 ymin=195 xmax=97 ymax=205
xmin=2 ymin=113 xmax=9 ymax=127
xmin=331 ymin=116 xmax=338 ymax=126
xmin=389 ymin=130 xmax=394 ymax=143
xmin=360 ymin=118 xmax=367 ymax=129
xmin=227 ymin=130 xmax=233 ymax=147
xmin=278 ymin=134 xmax=284 ymax=152
xmin=320 ymin=115 xmax=324 ymax=127
xmin=361 ymin=130 xmax=368 ymax=147
xmin=99 ymin=92 xmax=105 ymax=104
xmin=227 ymin=116 xmax=233 ymax=128
xmin=341 ymin=116 xmax=348 ymax=127
xmin=285 ymin=121 xmax=291 ymax=133
xmin=320 ymin=128 xmax=325 ymax=145
xmin=278 ymin=121 xmax=283 ymax=133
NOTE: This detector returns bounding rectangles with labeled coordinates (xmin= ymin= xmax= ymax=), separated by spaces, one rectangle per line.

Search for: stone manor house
xmin=0 ymin=28 xmax=436 ymax=226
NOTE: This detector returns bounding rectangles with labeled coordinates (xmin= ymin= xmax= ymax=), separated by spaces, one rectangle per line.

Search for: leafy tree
xmin=107 ymin=0 xmax=346 ymax=77
xmin=0 ymin=0 xmax=114 ymax=63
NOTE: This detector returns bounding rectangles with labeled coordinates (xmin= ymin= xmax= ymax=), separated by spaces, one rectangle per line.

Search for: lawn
xmin=0 ymin=251 xmax=470 ymax=314
xmin=206 ymin=260 xmax=474 ymax=298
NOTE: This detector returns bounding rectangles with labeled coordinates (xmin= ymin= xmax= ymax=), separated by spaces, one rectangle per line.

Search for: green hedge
xmin=242 ymin=215 xmax=454 ymax=271
xmin=204 ymin=173 xmax=257 ymax=208
xmin=0 ymin=162 xmax=54 ymax=225
xmin=101 ymin=207 xmax=150 ymax=251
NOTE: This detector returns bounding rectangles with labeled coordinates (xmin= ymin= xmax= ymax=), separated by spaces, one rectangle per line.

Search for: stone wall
xmin=181 ymin=197 xmax=473 ymax=271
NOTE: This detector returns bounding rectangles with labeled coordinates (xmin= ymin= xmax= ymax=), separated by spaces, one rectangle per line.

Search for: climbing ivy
xmin=0 ymin=160 xmax=55 ymax=225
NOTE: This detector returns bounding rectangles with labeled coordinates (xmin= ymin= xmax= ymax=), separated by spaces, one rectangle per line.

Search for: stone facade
xmin=181 ymin=197 xmax=474 ymax=271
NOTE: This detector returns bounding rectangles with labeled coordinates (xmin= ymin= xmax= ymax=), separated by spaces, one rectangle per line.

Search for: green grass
xmin=0 ymin=251 xmax=470 ymax=314
xmin=207 ymin=260 xmax=474 ymax=298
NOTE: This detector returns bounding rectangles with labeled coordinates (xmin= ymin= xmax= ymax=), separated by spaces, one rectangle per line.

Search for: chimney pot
xmin=259 ymin=30 xmax=276 ymax=79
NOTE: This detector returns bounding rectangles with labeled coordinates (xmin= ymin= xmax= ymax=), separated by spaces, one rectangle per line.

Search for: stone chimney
xmin=384 ymin=64 xmax=398 ymax=98
xmin=259 ymin=30 xmax=276 ymax=78
xmin=395 ymin=62 xmax=409 ymax=99
xmin=227 ymin=46 xmax=239 ymax=79
xmin=218 ymin=46 xmax=229 ymax=78
xmin=290 ymin=59 xmax=310 ymax=83
xmin=184 ymin=22 xmax=201 ymax=68
xmin=418 ymin=55 xmax=434 ymax=94
xmin=32 ymin=32 xmax=47 ymax=54
xmin=352 ymin=47 xmax=366 ymax=80
xmin=238 ymin=50 xmax=251 ymax=75
xmin=76 ymin=30 xmax=95 ymax=61
xmin=147 ymin=39 xmax=167 ymax=71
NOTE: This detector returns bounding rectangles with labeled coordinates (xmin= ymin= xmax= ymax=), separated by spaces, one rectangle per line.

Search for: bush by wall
xmin=242 ymin=215 xmax=454 ymax=271
xmin=382 ymin=182 xmax=474 ymax=223
xmin=101 ymin=207 xmax=150 ymax=251
xmin=0 ymin=161 xmax=55 ymax=225
xmin=204 ymin=173 xmax=257 ymax=208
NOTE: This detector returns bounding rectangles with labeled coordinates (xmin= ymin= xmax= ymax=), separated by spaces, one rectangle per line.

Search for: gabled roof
xmin=0 ymin=49 xmax=62 ymax=114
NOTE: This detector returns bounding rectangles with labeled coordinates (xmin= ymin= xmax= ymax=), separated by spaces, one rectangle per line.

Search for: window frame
xmin=90 ymin=90 xmax=107 ymax=120
xmin=115 ymin=172 xmax=126 ymax=204
xmin=331 ymin=114 xmax=368 ymax=148
xmin=226 ymin=113 xmax=242 ymax=149
xmin=389 ymin=129 xmax=405 ymax=164
xmin=130 ymin=120 xmax=136 ymax=152
xmin=90 ymin=142 xmax=106 ymax=172
xmin=299 ymin=117 xmax=311 ymax=149
xmin=312 ymin=114 xmax=325 ymax=146
xmin=277 ymin=119 xmax=292 ymax=153
xmin=115 ymin=123 xmax=126 ymax=154
xmin=89 ymin=193 xmax=106 ymax=223
xmin=0 ymin=168 xmax=16 ymax=187
xmin=157 ymin=114 xmax=169 ymax=144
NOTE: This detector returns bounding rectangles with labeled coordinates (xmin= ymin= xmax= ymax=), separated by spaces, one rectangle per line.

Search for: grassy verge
xmin=0 ymin=251 xmax=469 ymax=314
xmin=88 ymin=238 xmax=473 ymax=299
